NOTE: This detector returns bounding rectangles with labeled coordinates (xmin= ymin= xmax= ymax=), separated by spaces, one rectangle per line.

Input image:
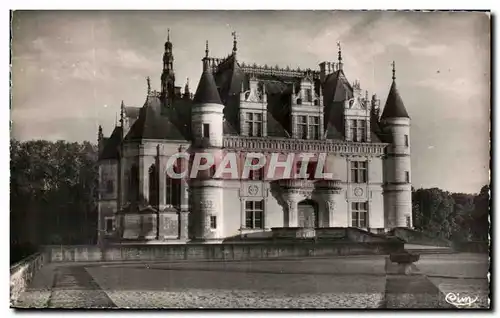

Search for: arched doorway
xmin=298 ymin=199 xmax=318 ymax=228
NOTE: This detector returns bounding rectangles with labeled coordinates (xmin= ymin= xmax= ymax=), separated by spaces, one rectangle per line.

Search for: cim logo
xmin=445 ymin=292 xmax=479 ymax=307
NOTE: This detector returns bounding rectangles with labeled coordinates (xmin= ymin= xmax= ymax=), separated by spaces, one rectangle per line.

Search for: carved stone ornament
xmin=326 ymin=200 xmax=336 ymax=212
xmin=354 ymin=187 xmax=364 ymax=197
xmin=248 ymin=185 xmax=259 ymax=196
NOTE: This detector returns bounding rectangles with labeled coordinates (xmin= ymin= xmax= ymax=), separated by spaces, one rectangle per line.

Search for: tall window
xmin=404 ymin=135 xmax=409 ymax=147
xmin=106 ymin=180 xmax=114 ymax=193
xmin=298 ymin=116 xmax=308 ymax=139
xmin=210 ymin=216 xmax=217 ymax=229
xmin=405 ymin=171 xmax=410 ymax=183
xmin=148 ymin=164 xmax=159 ymax=207
xmin=352 ymin=202 xmax=368 ymax=228
xmin=350 ymin=161 xmax=368 ymax=183
xmin=203 ymin=123 xmax=210 ymax=138
xmin=105 ymin=217 xmax=114 ymax=234
xmin=246 ymin=112 xmax=263 ymax=137
xmin=297 ymin=115 xmax=320 ymax=139
xmin=166 ymin=175 xmax=180 ymax=207
xmin=129 ymin=165 xmax=139 ymax=202
xmin=248 ymin=158 xmax=263 ymax=180
xmin=245 ymin=200 xmax=264 ymax=229
xmin=309 ymin=116 xmax=320 ymax=140
xmin=350 ymin=119 xmax=367 ymax=142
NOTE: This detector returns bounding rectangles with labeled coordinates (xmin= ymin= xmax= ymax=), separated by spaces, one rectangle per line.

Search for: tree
xmin=412 ymin=185 xmax=491 ymax=242
xmin=10 ymin=139 xmax=98 ymax=249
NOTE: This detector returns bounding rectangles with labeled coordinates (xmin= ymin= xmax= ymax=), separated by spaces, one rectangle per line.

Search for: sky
xmin=10 ymin=10 xmax=490 ymax=194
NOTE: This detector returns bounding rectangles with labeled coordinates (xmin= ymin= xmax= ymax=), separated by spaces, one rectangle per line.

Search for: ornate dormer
xmin=290 ymin=75 xmax=324 ymax=140
xmin=239 ymin=76 xmax=267 ymax=137
xmin=344 ymin=80 xmax=371 ymax=142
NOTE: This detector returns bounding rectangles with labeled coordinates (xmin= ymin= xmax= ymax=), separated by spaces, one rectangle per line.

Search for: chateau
xmin=97 ymin=32 xmax=412 ymax=244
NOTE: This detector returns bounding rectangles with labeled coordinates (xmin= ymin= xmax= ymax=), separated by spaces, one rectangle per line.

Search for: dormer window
xmin=308 ymin=117 xmax=320 ymax=139
xmin=245 ymin=112 xmax=263 ymax=137
xmin=298 ymin=116 xmax=308 ymax=139
xmin=297 ymin=115 xmax=320 ymax=140
xmin=350 ymin=119 xmax=367 ymax=142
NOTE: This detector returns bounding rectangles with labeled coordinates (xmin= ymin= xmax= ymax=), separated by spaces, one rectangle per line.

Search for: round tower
xmin=381 ymin=62 xmax=412 ymax=228
xmin=190 ymin=44 xmax=225 ymax=241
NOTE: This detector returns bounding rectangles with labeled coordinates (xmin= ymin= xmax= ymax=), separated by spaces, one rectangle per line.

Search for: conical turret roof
xmin=380 ymin=81 xmax=409 ymax=119
xmin=193 ymin=69 xmax=222 ymax=104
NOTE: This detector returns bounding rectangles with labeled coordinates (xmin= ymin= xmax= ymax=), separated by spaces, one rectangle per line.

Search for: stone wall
xmin=44 ymin=241 xmax=403 ymax=263
xmin=10 ymin=252 xmax=48 ymax=304
xmin=392 ymin=228 xmax=451 ymax=247
xmin=452 ymin=241 xmax=489 ymax=253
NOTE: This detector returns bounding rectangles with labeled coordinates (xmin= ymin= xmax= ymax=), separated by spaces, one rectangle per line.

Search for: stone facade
xmin=97 ymin=34 xmax=412 ymax=244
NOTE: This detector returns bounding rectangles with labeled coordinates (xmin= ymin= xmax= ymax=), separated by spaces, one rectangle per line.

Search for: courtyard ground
xmin=14 ymin=253 xmax=489 ymax=309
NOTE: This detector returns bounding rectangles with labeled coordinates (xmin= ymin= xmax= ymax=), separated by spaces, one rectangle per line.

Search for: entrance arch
xmin=298 ymin=199 xmax=318 ymax=228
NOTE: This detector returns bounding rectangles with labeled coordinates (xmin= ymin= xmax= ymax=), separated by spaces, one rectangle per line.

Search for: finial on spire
xmin=167 ymin=28 xmax=170 ymax=42
xmin=391 ymin=61 xmax=396 ymax=81
xmin=232 ymin=31 xmax=237 ymax=54
xmin=205 ymin=40 xmax=209 ymax=58
xmin=120 ymin=100 xmax=125 ymax=127
xmin=337 ymin=41 xmax=342 ymax=62
xmin=146 ymin=76 xmax=151 ymax=94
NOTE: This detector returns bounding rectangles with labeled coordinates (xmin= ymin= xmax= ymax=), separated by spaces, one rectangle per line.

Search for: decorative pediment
xmin=348 ymin=96 xmax=365 ymax=110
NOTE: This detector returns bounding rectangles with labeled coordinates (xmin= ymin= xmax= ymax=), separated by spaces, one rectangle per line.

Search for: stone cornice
xmin=223 ymin=136 xmax=388 ymax=156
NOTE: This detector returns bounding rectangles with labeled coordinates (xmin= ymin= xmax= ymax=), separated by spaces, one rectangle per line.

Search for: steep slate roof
xmin=124 ymin=95 xmax=188 ymax=142
xmin=170 ymin=98 xmax=193 ymax=140
xmin=99 ymin=126 xmax=122 ymax=160
xmin=193 ymin=67 xmax=223 ymax=105
xmin=124 ymin=106 xmax=140 ymax=119
xmin=105 ymin=55 xmax=387 ymax=147
xmin=380 ymin=81 xmax=409 ymax=119
xmin=322 ymin=70 xmax=354 ymax=140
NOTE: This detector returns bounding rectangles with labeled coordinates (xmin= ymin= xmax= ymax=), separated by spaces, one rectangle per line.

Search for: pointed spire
xmin=380 ymin=64 xmax=409 ymax=119
xmin=146 ymin=76 xmax=151 ymax=95
xmin=205 ymin=40 xmax=209 ymax=58
xmin=391 ymin=60 xmax=396 ymax=81
xmin=193 ymin=63 xmax=222 ymax=104
xmin=232 ymin=31 xmax=237 ymax=54
xmin=98 ymin=125 xmax=103 ymax=140
xmin=167 ymin=28 xmax=170 ymax=42
xmin=120 ymin=100 xmax=125 ymax=127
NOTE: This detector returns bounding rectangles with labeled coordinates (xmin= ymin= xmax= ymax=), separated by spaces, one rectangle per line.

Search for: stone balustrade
xmin=223 ymin=136 xmax=387 ymax=155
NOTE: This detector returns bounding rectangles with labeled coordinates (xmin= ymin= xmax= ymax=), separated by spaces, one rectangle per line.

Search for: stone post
xmin=178 ymin=145 xmax=190 ymax=240
xmin=158 ymin=145 xmax=166 ymax=210
xmin=286 ymin=197 xmax=299 ymax=227
xmin=138 ymin=144 xmax=148 ymax=203
xmin=179 ymin=211 xmax=189 ymax=240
